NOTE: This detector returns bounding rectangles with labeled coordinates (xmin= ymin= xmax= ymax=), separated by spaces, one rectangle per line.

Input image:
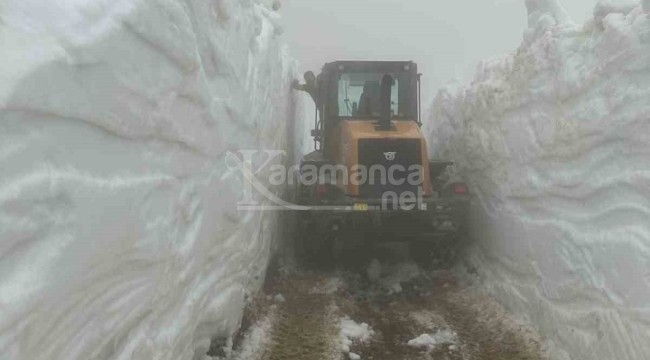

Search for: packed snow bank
xmin=428 ymin=2 xmax=650 ymax=360
xmin=0 ymin=1 xmax=298 ymax=359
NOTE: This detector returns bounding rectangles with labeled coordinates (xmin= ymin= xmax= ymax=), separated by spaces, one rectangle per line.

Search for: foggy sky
xmin=280 ymin=0 xmax=598 ymax=102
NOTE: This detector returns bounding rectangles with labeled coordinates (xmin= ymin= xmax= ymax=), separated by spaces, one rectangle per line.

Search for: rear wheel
xmin=295 ymin=217 xmax=334 ymax=268
xmin=410 ymin=235 xmax=460 ymax=269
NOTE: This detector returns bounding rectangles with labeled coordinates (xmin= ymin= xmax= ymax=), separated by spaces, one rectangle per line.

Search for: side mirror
xmin=310 ymin=129 xmax=323 ymax=141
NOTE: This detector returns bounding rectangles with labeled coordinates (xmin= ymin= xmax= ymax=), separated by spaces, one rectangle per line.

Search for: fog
xmin=281 ymin=0 xmax=598 ymax=102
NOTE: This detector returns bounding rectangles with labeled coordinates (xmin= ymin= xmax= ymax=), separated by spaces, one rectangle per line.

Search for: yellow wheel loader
xmin=293 ymin=61 xmax=469 ymax=267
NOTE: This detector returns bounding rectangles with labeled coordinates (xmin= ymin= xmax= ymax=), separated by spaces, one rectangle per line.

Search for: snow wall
xmin=427 ymin=2 xmax=650 ymax=359
xmin=0 ymin=1 xmax=300 ymax=359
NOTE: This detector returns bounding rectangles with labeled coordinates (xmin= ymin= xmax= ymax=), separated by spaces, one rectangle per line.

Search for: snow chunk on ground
xmin=408 ymin=334 xmax=438 ymax=350
xmin=407 ymin=329 xmax=459 ymax=351
xmin=220 ymin=310 xmax=277 ymax=360
xmin=339 ymin=317 xmax=374 ymax=353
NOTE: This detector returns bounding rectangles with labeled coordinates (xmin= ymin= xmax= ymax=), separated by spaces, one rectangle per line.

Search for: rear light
xmin=315 ymin=184 xmax=329 ymax=199
xmin=453 ymin=183 xmax=468 ymax=195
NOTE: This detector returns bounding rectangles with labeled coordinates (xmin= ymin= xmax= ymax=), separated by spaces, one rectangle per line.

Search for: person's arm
xmin=292 ymin=79 xmax=319 ymax=105
xmin=292 ymin=79 xmax=307 ymax=91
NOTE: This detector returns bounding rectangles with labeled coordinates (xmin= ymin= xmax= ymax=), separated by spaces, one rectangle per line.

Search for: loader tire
xmin=295 ymin=219 xmax=334 ymax=269
xmin=410 ymin=236 xmax=459 ymax=269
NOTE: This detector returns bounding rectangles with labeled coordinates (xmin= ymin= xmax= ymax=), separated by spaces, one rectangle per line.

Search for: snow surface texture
xmin=0 ymin=1 xmax=298 ymax=359
xmin=428 ymin=2 xmax=650 ymax=360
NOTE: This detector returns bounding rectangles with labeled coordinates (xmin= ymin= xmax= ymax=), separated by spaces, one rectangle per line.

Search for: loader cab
xmin=311 ymin=61 xmax=421 ymax=157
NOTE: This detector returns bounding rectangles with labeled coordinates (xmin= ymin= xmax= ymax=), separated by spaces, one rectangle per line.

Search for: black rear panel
xmin=357 ymin=139 xmax=422 ymax=199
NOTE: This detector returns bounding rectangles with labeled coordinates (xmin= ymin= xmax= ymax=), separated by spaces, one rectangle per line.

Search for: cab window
xmin=337 ymin=73 xmax=401 ymax=117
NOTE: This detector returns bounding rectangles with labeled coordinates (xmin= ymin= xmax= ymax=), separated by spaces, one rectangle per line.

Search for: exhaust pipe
xmin=379 ymin=74 xmax=393 ymax=131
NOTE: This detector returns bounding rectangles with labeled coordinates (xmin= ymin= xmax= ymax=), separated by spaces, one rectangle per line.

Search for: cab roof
xmin=321 ymin=60 xmax=417 ymax=73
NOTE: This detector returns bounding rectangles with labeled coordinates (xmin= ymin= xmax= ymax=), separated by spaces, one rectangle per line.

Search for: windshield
xmin=337 ymin=72 xmax=414 ymax=119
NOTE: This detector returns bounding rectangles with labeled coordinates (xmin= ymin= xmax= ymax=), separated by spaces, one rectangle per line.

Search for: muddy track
xmin=227 ymin=263 xmax=549 ymax=360
xmin=265 ymin=274 xmax=339 ymax=360
xmin=336 ymin=271 xmax=466 ymax=360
